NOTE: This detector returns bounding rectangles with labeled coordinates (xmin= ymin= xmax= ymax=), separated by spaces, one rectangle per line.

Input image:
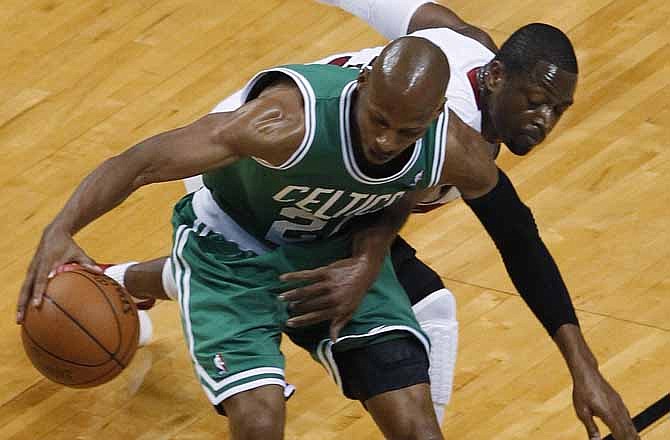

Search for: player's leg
xmin=391 ymin=236 xmax=458 ymax=425
xmin=103 ymin=257 xmax=172 ymax=302
xmin=316 ymin=0 xmax=432 ymax=39
xmin=333 ymin=335 xmax=443 ymax=439
xmin=171 ymin=192 xmax=289 ymax=439
xmin=366 ymin=383 xmax=441 ymax=440
xmin=222 ymin=386 xmax=286 ymax=440
xmin=101 ymin=258 xmax=171 ymax=347
xmin=123 ymin=257 xmax=171 ymax=300
xmin=288 ymin=248 xmax=442 ymax=438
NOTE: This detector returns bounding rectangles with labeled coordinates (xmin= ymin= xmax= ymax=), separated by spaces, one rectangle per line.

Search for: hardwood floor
xmin=1 ymin=1 xmax=668 ymax=438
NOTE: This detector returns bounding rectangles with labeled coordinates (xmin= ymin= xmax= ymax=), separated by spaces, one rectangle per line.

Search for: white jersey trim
xmin=191 ymin=187 xmax=271 ymax=255
xmin=428 ymin=107 xmax=449 ymax=187
xmin=204 ymin=378 xmax=287 ymax=405
xmin=339 ymin=80 xmax=423 ymax=185
xmin=242 ymin=67 xmax=317 ymax=170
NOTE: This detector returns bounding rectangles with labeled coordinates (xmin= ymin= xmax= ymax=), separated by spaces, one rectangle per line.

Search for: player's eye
xmin=373 ymin=114 xmax=389 ymax=128
xmin=399 ymin=128 xmax=423 ymax=137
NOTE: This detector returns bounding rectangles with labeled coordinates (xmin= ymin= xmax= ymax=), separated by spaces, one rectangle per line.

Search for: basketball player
xmin=19 ymin=37 xmax=493 ymax=439
xmin=94 ymin=3 xmax=638 ymax=438
xmin=21 ymin=3 xmax=638 ymax=439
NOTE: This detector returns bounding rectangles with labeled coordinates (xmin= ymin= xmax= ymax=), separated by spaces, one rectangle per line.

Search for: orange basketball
xmin=21 ymin=269 xmax=139 ymax=388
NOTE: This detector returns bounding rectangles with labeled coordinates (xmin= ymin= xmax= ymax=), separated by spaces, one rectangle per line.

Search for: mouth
xmin=368 ymin=146 xmax=392 ymax=162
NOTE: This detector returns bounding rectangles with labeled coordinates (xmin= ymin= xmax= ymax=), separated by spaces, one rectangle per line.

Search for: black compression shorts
xmin=333 ymin=333 xmax=430 ymax=402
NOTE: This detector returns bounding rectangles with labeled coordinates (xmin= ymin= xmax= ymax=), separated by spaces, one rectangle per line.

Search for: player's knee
xmin=412 ymin=288 xmax=457 ymax=322
xmin=386 ymin=424 xmax=443 ymax=440
xmin=235 ymin=410 xmax=282 ymax=439
xmin=221 ymin=387 xmax=285 ymax=438
xmin=379 ymin=403 xmax=443 ymax=440
xmin=386 ymin=386 xmax=443 ymax=440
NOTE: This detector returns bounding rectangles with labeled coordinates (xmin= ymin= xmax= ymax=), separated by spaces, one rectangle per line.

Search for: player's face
xmin=490 ymin=61 xmax=577 ymax=155
xmin=355 ymin=78 xmax=442 ymax=165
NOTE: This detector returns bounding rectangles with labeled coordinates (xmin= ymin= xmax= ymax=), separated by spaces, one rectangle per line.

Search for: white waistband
xmin=191 ymin=187 xmax=271 ymax=255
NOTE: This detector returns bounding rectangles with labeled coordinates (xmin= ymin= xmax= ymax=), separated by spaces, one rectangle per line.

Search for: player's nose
xmin=376 ymin=131 xmax=401 ymax=152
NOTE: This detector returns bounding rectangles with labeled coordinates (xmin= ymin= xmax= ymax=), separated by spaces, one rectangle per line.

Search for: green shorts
xmin=171 ymin=192 xmax=428 ymax=405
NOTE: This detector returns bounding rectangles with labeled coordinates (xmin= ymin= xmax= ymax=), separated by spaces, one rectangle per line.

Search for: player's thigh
xmin=171 ymin=194 xmax=288 ymax=405
xmin=287 ymin=253 xmax=431 ymax=397
xmin=334 ymin=333 xmax=431 ymax=402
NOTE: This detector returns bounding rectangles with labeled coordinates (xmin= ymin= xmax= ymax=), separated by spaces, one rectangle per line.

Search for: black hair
xmin=496 ymin=23 xmax=578 ymax=75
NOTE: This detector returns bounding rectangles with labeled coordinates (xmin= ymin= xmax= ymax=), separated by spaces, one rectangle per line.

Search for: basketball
xmin=21 ymin=269 xmax=139 ymax=388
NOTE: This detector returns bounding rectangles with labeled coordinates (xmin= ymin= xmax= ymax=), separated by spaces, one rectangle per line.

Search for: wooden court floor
xmin=1 ymin=1 xmax=668 ymax=438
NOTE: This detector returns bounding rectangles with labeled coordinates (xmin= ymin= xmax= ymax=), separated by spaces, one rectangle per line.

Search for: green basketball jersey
xmin=203 ymin=64 xmax=449 ymax=245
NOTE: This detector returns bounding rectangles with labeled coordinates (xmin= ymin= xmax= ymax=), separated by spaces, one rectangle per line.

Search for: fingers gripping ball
xmin=21 ymin=270 xmax=139 ymax=388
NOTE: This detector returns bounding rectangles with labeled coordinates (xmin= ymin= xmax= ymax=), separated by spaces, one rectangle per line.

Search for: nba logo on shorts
xmin=213 ymin=353 xmax=227 ymax=375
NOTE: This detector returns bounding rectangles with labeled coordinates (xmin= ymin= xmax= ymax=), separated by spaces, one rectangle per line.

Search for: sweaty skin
xmin=353 ymin=37 xmax=449 ymax=166
xmin=479 ymin=59 xmax=577 ymax=155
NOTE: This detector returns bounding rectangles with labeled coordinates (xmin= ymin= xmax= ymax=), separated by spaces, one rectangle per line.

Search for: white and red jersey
xmin=190 ymin=27 xmax=497 ymax=212
xmin=316 ymin=27 xmax=494 ymax=133
xmin=312 ymin=27 xmax=495 ymax=212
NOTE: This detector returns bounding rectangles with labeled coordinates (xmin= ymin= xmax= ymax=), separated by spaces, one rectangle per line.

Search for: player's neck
xmin=479 ymin=108 xmax=499 ymax=145
xmin=475 ymin=65 xmax=502 ymax=146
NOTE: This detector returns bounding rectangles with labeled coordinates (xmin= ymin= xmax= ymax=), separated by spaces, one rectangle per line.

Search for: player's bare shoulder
xmin=213 ymin=77 xmax=306 ymax=166
xmin=440 ymin=109 xmax=498 ymax=199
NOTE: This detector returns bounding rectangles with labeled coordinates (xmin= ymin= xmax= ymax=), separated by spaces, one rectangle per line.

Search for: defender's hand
xmin=17 ymin=225 xmax=101 ymax=324
xmin=279 ymin=255 xmax=381 ymax=341
xmin=572 ymin=366 xmax=639 ymax=440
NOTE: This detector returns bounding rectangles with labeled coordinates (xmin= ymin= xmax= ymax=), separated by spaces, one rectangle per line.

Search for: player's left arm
xmin=441 ymin=114 xmax=639 ymax=440
xmin=279 ymin=191 xmax=422 ymax=340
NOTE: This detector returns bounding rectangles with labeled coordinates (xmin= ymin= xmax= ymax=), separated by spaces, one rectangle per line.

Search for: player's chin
xmin=506 ymin=135 xmax=536 ymax=156
xmin=365 ymin=147 xmax=394 ymax=164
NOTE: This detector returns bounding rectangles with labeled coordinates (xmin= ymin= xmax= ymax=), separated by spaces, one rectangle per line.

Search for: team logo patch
xmin=412 ymin=170 xmax=424 ymax=187
xmin=213 ymin=353 xmax=228 ymax=375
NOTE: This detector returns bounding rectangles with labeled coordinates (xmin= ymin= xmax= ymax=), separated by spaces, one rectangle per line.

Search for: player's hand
xmin=278 ymin=255 xmax=381 ymax=341
xmin=572 ymin=365 xmax=640 ymax=440
xmin=17 ymin=224 xmax=101 ymax=324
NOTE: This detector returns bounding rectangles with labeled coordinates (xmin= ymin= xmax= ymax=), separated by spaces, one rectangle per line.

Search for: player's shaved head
xmin=368 ymin=36 xmax=450 ymax=118
xmin=353 ymin=37 xmax=450 ymax=165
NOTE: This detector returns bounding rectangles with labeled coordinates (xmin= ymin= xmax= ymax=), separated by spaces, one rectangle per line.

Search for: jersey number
xmin=266 ymin=207 xmax=327 ymax=244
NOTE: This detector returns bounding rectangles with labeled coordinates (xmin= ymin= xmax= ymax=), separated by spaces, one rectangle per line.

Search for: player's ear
xmin=485 ymin=60 xmax=507 ymax=92
xmin=431 ymin=96 xmax=447 ymax=120
xmin=357 ymin=68 xmax=370 ymax=90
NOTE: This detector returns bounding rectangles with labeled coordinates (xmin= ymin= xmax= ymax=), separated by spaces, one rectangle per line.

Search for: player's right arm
xmin=16 ymin=82 xmax=305 ymax=323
